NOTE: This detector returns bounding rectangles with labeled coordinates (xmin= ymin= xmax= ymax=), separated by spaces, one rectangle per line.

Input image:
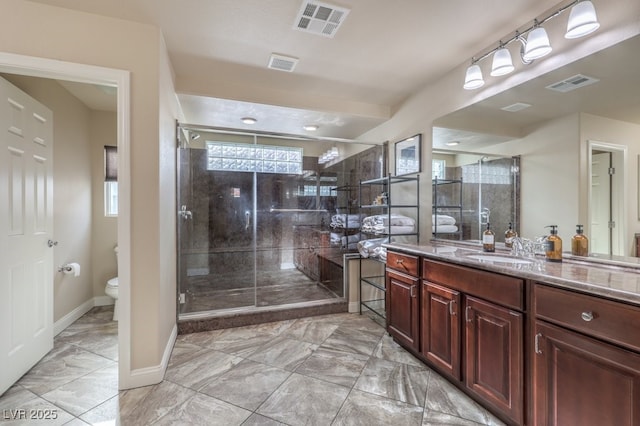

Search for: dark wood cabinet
xmin=386 ymin=269 xmax=419 ymax=351
xmin=465 ymin=296 xmax=523 ymax=425
xmin=421 ymin=258 xmax=524 ymax=425
xmin=533 ymin=320 xmax=640 ymax=426
xmin=533 ymin=284 xmax=640 ymax=425
xmin=420 ymin=281 xmax=461 ymax=380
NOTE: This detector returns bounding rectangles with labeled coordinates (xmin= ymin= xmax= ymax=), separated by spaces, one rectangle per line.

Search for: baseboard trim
xmin=119 ymin=324 xmax=177 ymax=390
xmin=94 ymin=295 xmax=115 ymax=307
xmin=53 ymin=299 xmax=95 ymax=336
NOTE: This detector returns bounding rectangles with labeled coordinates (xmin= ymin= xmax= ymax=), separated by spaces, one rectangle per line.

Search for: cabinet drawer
xmin=535 ymin=284 xmax=640 ymax=352
xmin=387 ymin=251 xmax=419 ymax=276
xmin=423 ymin=259 xmax=523 ymax=311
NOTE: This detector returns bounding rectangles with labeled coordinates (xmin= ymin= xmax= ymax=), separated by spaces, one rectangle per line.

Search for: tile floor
xmin=0 ymin=306 xmax=505 ymax=425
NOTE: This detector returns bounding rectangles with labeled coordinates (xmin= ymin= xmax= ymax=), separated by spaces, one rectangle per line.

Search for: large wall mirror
xmin=433 ymin=34 xmax=640 ymax=258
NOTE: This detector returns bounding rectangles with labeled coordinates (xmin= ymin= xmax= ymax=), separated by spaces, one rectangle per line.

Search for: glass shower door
xmin=177 ymin=135 xmax=257 ymax=314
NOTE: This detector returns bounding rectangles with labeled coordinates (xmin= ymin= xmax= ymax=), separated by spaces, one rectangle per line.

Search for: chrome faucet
xmin=510 ymin=236 xmax=549 ymax=258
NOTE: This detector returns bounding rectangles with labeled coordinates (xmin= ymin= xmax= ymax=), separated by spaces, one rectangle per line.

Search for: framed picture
xmin=395 ymin=134 xmax=421 ymax=176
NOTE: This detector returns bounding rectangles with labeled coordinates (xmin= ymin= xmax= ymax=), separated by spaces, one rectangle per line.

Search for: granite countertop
xmin=385 ymin=241 xmax=640 ymax=307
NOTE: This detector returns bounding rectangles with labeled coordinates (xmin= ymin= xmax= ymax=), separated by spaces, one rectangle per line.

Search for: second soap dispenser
xmin=545 ymin=225 xmax=563 ymax=262
xmin=571 ymin=224 xmax=589 ymax=256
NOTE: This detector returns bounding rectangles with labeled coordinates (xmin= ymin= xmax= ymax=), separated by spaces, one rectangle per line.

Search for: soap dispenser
xmin=483 ymin=223 xmax=495 ymax=252
xmin=545 ymin=225 xmax=563 ymax=262
xmin=571 ymin=224 xmax=589 ymax=257
xmin=504 ymin=222 xmax=517 ymax=248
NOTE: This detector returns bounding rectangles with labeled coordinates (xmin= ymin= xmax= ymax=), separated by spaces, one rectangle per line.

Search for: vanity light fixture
xmin=463 ymin=0 xmax=599 ymax=90
xmin=522 ymin=22 xmax=553 ymax=62
xmin=241 ymin=117 xmax=257 ymax=124
xmin=490 ymin=45 xmax=515 ymax=77
xmin=446 ymin=141 xmax=460 ymax=146
xmin=303 ymin=124 xmax=319 ymax=131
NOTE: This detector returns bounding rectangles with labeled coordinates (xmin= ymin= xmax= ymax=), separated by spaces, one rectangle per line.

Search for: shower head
xmin=190 ymin=132 xmax=201 ymax=141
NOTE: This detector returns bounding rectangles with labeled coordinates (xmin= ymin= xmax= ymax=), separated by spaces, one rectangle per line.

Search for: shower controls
xmin=179 ymin=205 xmax=193 ymax=220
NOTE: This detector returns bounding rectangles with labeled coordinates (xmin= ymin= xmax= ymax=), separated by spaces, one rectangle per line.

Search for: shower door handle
xmin=245 ymin=211 xmax=251 ymax=230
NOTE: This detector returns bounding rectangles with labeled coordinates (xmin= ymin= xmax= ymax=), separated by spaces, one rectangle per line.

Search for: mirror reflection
xmin=433 ymin=34 xmax=640 ymax=258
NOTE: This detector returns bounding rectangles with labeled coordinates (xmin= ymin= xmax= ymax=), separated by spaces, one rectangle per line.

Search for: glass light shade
xmin=523 ymin=27 xmax=552 ymax=61
xmin=329 ymin=147 xmax=339 ymax=158
xmin=565 ymin=0 xmax=600 ymax=39
xmin=463 ymin=64 xmax=484 ymax=90
xmin=490 ymin=48 xmax=515 ymax=76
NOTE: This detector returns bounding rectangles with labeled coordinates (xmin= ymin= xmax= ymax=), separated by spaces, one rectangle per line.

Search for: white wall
xmin=1 ymin=74 xmax=95 ymax=321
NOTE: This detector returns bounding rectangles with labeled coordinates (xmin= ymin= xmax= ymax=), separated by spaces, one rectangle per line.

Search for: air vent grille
xmin=501 ymin=102 xmax=532 ymax=112
xmin=546 ymin=74 xmax=600 ymax=93
xmin=294 ymin=1 xmax=350 ymax=38
xmin=268 ymin=54 xmax=299 ymax=72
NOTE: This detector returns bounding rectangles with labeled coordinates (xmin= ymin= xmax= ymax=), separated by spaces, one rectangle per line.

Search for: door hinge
xmin=179 ymin=293 xmax=186 ymax=304
xmin=609 ymin=221 xmax=616 ymax=229
xmin=608 ymin=167 xmax=615 ymax=175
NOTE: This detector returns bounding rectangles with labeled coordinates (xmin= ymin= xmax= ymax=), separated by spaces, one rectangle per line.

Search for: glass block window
xmin=206 ymin=141 xmax=303 ymax=174
xmin=432 ymin=159 xmax=446 ymax=180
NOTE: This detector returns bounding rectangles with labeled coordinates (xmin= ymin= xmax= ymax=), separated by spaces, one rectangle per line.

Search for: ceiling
xmin=27 ymin=0 xmax=565 ymax=139
xmin=432 ymin=34 xmax=640 ymax=151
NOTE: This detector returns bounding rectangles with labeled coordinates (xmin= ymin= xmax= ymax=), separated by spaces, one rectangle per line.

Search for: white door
xmin=0 ymin=77 xmax=54 ymax=394
xmin=591 ymin=152 xmax=611 ymax=254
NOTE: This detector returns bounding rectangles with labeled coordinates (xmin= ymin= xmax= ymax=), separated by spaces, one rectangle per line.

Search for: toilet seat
xmin=107 ymin=277 xmax=119 ymax=288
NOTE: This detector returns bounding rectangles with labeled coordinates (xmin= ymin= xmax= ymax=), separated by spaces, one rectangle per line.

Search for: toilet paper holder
xmin=58 ymin=264 xmax=74 ymax=273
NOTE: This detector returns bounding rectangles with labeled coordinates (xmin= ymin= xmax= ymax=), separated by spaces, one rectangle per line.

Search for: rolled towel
xmin=432 ymin=224 xmax=458 ymax=233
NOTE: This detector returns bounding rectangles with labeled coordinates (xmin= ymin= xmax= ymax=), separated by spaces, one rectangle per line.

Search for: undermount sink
xmin=465 ymin=253 xmax=533 ymax=265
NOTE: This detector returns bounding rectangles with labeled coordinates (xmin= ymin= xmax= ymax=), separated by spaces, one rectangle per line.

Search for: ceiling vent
xmin=268 ymin=54 xmax=299 ymax=72
xmin=546 ymin=74 xmax=600 ymax=93
xmin=294 ymin=1 xmax=350 ymax=38
xmin=501 ymin=102 xmax=532 ymax=112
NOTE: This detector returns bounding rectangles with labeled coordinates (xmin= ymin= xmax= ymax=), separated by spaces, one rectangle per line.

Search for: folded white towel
xmin=432 ymin=224 xmax=458 ymax=233
xmin=432 ymin=214 xmax=456 ymax=225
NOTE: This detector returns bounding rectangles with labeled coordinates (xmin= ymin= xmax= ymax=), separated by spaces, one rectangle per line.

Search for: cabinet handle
xmin=395 ymin=258 xmax=404 ymax=265
xmin=465 ymin=306 xmax=472 ymax=322
xmin=410 ymin=285 xmax=416 ymax=298
xmin=581 ymin=311 xmax=594 ymax=322
xmin=534 ymin=333 xmax=543 ymax=354
xmin=449 ymin=300 xmax=456 ymax=316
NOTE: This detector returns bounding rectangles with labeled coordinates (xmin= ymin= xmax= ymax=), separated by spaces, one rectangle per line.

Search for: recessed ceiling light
xmin=303 ymin=124 xmax=319 ymax=131
xmin=241 ymin=117 xmax=257 ymax=124
xmin=446 ymin=141 xmax=460 ymax=146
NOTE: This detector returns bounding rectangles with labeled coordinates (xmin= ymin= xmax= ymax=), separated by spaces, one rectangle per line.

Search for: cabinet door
xmin=386 ymin=269 xmax=419 ymax=351
xmin=534 ymin=321 xmax=640 ymax=426
xmin=465 ymin=296 xmax=523 ymax=425
xmin=421 ymin=281 xmax=461 ymax=380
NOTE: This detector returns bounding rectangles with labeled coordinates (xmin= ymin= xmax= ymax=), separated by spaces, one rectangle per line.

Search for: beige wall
xmin=359 ymin=0 xmax=640 ymax=245
xmin=0 ymin=0 xmax=178 ymax=384
xmin=2 ymin=74 xmax=95 ymax=322
xmin=90 ymin=111 xmax=118 ymax=297
xmin=580 ymin=113 xmax=640 ymax=255
xmin=484 ymin=114 xmax=581 ymax=243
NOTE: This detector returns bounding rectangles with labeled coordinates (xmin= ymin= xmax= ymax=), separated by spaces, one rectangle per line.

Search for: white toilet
xmin=105 ymin=246 xmax=119 ymax=321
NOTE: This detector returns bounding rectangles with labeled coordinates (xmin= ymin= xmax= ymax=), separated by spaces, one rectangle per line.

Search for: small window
xmin=104 ymin=146 xmax=118 ymax=217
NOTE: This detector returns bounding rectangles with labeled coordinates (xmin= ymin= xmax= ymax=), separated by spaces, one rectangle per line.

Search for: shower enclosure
xmin=176 ymin=125 xmax=382 ymax=319
xmin=434 ymin=154 xmax=520 ymax=241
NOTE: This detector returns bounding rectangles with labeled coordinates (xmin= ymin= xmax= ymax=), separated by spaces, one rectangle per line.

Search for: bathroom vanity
xmin=384 ymin=241 xmax=640 ymax=426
